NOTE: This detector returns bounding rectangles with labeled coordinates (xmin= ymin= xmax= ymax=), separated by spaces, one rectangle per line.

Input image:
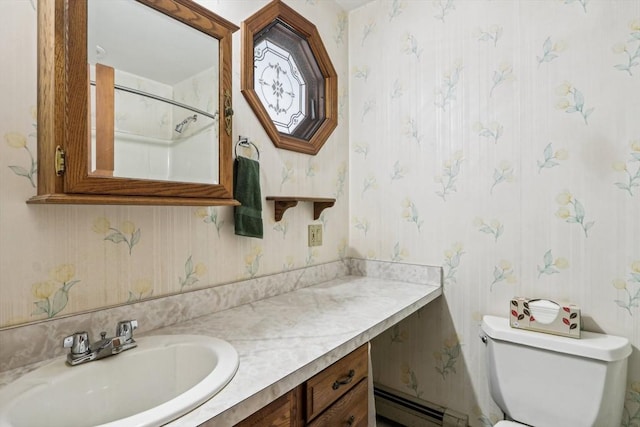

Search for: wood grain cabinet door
xmin=305 ymin=345 xmax=368 ymax=422
xmin=306 ymin=379 xmax=368 ymax=427
xmin=232 ymin=387 xmax=302 ymax=427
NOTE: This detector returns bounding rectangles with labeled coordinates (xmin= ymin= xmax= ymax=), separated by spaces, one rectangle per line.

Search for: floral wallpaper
xmin=348 ymin=0 xmax=640 ymax=425
xmin=0 ymin=1 xmax=349 ymax=326
xmin=2 ymin=0 xmax=640 ymax=425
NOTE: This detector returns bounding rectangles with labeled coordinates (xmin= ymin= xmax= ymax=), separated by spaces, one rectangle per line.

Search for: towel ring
xmin=235 ymin=136 xmax=260 ymax=160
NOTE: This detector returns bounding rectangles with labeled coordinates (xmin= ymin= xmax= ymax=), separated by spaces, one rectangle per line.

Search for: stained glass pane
xmin=254 ymin=40 xmax=306 ymax=134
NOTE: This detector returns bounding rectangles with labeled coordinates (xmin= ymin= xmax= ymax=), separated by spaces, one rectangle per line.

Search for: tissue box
xmin=510 ymin=297 xmax=581 ymax=338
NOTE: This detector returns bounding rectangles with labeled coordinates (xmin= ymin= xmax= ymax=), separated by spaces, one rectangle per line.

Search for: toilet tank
xmin=480 ymin=315 xmax=631 ymax=427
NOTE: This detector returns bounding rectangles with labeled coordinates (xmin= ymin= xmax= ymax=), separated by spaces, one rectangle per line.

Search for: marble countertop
xmin=0 ymin=267 xmax=441 ymax=427
xmin=158 ymin=274 xmax=441 ymax=426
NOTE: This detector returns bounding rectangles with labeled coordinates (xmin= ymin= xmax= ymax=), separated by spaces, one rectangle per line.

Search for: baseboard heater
xmin=374 ymin=383 xmax=468 ymax=427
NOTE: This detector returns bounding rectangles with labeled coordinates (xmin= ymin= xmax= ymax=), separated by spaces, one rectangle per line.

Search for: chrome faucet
xmin=63 ymin=320 xmax=138 ymax=366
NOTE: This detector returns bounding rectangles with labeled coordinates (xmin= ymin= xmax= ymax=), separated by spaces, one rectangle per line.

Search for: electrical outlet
xmin=308 ymin=224 xmax=323 ymax=247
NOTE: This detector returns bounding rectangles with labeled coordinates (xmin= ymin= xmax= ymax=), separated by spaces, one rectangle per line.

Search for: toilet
xmin=479 ymin=315 xmax=632 ymax=427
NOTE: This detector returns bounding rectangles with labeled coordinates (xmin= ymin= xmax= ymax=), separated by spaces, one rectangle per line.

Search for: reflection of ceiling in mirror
xmin=254 ymin=40 xmax=306 ymax=135
xmin=87 ymin=0 xmax=218 ymax=85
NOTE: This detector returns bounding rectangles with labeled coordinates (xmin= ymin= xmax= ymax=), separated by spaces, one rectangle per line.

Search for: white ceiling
xmin=335 ymin=0 xmax=375 ymax=12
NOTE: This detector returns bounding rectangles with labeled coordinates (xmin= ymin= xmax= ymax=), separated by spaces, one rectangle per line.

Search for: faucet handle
xmin=63 ymin=331 xmax=90 ymax=355
xmin=116 ymin=320 xmax=138 ymax=342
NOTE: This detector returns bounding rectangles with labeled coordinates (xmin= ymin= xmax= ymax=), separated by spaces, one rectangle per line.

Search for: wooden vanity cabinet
xmin=233 ymin=344 xmax=368 ymax=427
xmin=306 ymin=379 xmax=367 ymax=427
xmin=305 ymin=344 xmax=368 ymax=426
xmin=234 ymin=388 xmax=303 ymax=427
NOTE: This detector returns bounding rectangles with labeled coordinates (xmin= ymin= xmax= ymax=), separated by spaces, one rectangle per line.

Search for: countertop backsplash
xmin=0 ymin=258 xmax=441 ymax=377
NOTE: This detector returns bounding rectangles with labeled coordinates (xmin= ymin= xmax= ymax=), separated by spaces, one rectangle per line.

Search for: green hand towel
xmin=233 ymin=156 xmax=263 ymax=238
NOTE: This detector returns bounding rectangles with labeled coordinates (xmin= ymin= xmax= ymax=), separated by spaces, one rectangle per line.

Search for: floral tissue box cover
xmin=510 ymin=297 xmax=581 ymax=338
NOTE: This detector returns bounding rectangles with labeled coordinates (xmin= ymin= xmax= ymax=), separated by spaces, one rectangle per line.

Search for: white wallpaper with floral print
xmin=2 ymin=0 xmax=640 ymax=425
xmin=0 ymin=1 xmax=349 ymax=326
xmin=349 ymin=1 xmax=639 ymax=426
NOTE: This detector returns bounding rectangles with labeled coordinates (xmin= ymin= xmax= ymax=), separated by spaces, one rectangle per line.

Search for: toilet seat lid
xmin=495 ymin=421 xmax=526 ymax=427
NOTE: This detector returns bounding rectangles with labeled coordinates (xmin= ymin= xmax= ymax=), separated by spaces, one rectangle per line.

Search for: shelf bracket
xmin=313 ymin=200 xmax=335 ymax=220
xmin=266 ymin=197 xmax=336 ymax=222
xmin=272 ymin=199 xmax=298 ymax=222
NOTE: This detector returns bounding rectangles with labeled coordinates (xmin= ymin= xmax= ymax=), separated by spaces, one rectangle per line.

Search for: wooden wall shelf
xmin=266 ymin=197 xmax=335 ymax=221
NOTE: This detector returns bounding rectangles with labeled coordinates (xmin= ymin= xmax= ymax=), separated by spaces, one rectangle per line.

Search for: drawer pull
xmin=332 ymin=369 xmax=355 ymax=390
xmin=346 ymin=415 xmax=355 ymax=426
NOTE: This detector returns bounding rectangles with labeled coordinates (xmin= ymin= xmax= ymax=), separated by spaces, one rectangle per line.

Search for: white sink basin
xmin=0 ymin=334 xmax=239 ymax=427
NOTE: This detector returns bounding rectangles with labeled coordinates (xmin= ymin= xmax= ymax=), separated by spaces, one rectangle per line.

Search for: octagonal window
xmin=241 ymin=1 xmax=337 ymax=155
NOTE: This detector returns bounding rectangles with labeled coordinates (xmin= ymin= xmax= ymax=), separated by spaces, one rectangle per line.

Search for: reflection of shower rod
xmin=175 ymin=114 xmax=197 ymax=133
xmin=89 ymin=81 xmax=218 ymax=120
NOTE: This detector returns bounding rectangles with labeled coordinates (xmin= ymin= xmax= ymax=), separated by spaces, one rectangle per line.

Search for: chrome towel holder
xmin=235 ymin=136 xmax=260 ymax=161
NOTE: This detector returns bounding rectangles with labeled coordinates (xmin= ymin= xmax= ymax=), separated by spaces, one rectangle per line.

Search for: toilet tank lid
xmin=481 ymin=315 xmax=631 ymax=362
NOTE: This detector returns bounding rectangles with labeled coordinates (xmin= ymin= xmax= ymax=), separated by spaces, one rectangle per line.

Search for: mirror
xmin=31 ymin=0 xmax=239 ymax=205
xmin=88 ymin=0 xmax=220 ymax=184
xmin=241 ymin=0 xmax=337 ymax=155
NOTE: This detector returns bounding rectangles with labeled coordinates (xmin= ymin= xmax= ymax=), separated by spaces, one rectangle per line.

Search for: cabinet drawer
xmin=305 ymin=344 xmax=368 ymax=421
xmin=233 ymin=387 xmax=300 ymax=427
xmin=307 ymin=378 xmax=368 ymax=427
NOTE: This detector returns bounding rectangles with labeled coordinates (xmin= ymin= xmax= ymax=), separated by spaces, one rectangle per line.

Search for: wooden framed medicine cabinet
xmin=30 ymin=0 xmax=240 ymax=206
